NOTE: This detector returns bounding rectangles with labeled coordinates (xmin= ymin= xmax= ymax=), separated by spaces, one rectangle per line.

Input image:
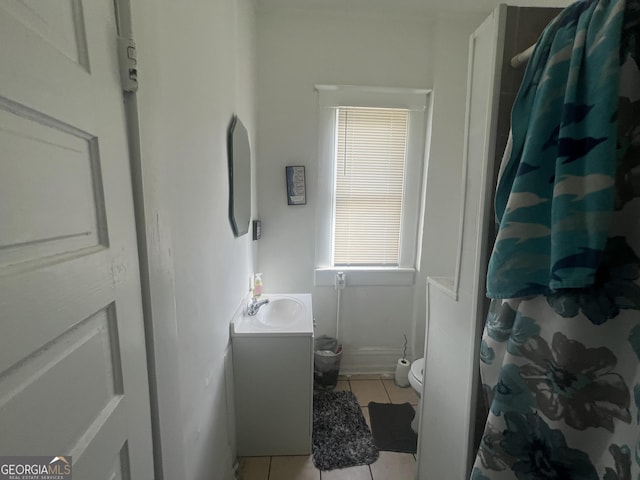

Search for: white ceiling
xmin=255 ymin=0 xmax=573 ymax=15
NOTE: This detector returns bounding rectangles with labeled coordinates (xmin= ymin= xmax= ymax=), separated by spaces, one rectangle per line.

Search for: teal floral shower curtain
xmin=473 ymin=0 xmax=640 ymax=478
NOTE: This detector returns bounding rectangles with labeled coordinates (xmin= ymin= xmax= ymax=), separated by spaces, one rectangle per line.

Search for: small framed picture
xmin=286 ymin=166 xmax=306 ymax=205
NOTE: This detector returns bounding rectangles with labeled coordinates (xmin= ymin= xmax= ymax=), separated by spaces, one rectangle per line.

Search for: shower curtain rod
xmin=510 ymin=43 xmax=536 ymax=68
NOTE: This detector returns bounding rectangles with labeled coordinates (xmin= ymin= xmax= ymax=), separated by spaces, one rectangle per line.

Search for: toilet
xmin=408 ymin=358 xmax=424 ymax=433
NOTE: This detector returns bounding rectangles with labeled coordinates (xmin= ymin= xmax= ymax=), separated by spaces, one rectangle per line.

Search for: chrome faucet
xmin=247 ymin=296 xmax=269 ymax=316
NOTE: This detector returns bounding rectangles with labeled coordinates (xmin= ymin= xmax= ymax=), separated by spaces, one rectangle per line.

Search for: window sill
xmin=314 ymin=267 xmax=416 ymax=287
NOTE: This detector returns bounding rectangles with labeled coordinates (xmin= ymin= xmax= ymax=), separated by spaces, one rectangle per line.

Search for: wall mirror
xmin=227 ymin=115 xmax=252 ymax=237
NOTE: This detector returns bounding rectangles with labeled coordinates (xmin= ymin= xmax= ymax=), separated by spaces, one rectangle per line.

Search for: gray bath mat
xmin=312 ymin=391 xmax=379 ymax=470
xmin=368 ymin=402 xmax=418 ymax=453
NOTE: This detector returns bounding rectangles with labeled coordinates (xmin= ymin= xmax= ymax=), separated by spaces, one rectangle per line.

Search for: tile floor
xmin=239 ymin=375 xmax=419 ymax=480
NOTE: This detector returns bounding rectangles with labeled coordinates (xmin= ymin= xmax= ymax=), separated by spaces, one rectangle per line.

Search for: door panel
xmin=0 ymin=0 xmax=153 ymax=477
xmin=2 ymin=0 xmax=89 ymax=70
xmin=0 ymin=306 xmax=123 ymax=453
xmin=0 ymin=102 xmax=107 ymax=267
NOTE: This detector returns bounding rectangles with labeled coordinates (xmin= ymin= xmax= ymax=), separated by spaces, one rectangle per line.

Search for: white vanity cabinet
xmin=231 ymin=294 xmax=314 ymax=456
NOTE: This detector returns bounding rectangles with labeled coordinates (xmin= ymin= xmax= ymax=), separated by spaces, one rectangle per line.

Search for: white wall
xmin=410 ymin=17 xmax=487 ymax=480
xmin=417 ymin=11 xmax=517 ymax=479
xmin=407 ymin=12 xmax=487 ymax=374
xmin=132 ymin=0 xmax=256 ymax=478
xmin=255 ymin=8 xmax=436 ymax=372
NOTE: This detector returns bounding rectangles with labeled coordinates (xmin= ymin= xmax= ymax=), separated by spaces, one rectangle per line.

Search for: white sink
xmin=231 ymin=293 xmax=313 ymax=337
xmin=256 ymin=296 xmax=304 ymax=328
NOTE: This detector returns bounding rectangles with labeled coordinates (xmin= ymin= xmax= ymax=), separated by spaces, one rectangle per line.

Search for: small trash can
xmin=314 ymin=335 xmax=343 ymax=390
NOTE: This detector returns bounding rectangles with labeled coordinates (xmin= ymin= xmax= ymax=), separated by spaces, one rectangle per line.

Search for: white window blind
xmin=333 ymin=106 xmax=409 ymax=266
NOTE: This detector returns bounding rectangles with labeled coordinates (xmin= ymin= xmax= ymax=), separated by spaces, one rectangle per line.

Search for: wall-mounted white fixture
xmin=335 ymin=271 xmax=346 ymax=290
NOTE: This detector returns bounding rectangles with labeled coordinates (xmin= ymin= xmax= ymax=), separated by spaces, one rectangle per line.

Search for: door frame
xmin=112 ymin=2 xmax=186 ymax=478
xmin=462 ymin=6 xmax=507 ymax=474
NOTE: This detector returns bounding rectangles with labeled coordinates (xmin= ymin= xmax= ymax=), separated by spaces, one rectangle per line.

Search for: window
xmin=334 ymin=106 xmax=408 ymax=265
xmin=314 ymin=85 xmax=430 ymax=286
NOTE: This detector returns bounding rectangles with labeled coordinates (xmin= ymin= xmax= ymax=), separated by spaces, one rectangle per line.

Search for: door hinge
xmin=118 ymin=36 xmax=138 ymax=93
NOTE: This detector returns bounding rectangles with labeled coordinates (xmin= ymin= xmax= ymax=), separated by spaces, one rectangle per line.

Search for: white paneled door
xmin=0 ymin=1 xmax=154 ymax=478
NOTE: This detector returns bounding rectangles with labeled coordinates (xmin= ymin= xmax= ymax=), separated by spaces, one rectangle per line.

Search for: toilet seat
xmin=408 ymin=358 xmax=425 ymax=433
xmin=408 ymin=358 xmax=424 ymax=398
xmin=409 ymin=358 xmax=424 ymax=387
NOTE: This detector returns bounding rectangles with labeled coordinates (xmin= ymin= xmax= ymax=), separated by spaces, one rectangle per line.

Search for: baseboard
xmin=337 ymin=346 xmax=411 ymax=375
